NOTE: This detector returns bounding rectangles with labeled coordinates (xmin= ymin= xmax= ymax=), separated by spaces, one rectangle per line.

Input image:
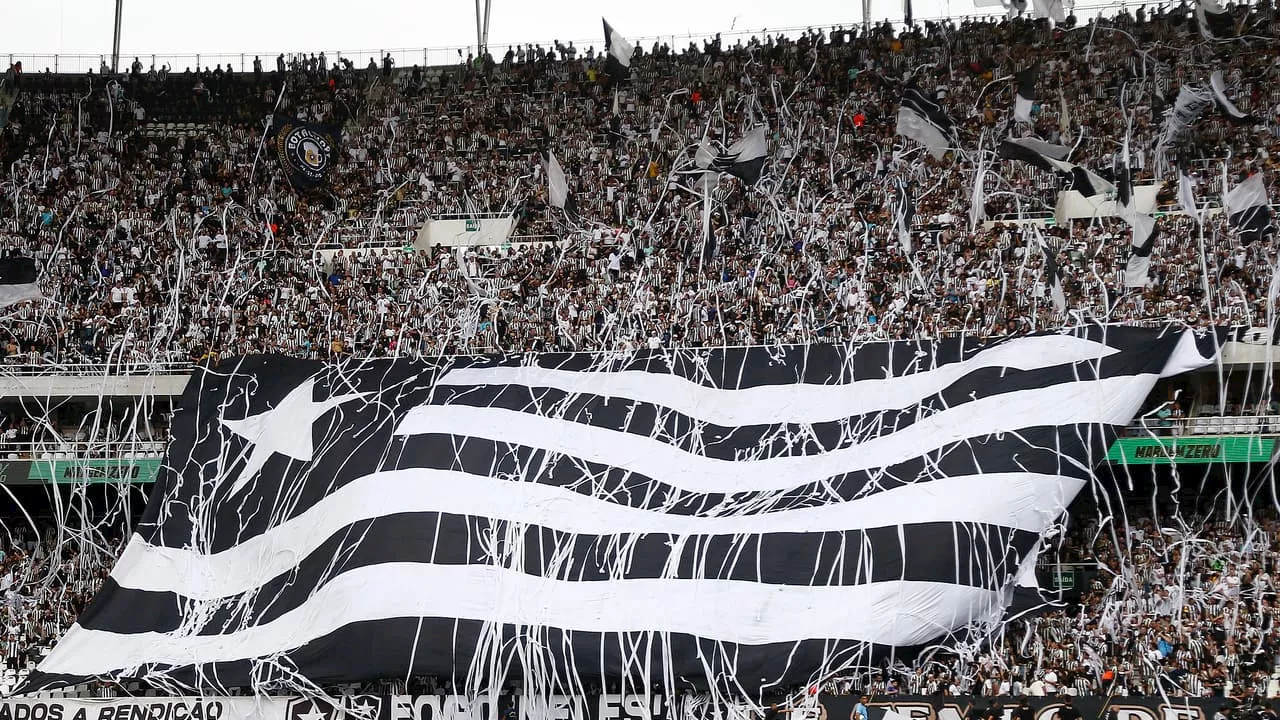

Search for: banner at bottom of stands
xmin=0 ymin=458 xmax=161 ymax=484
xmin=1107 ymin=435 xmax=1276 ymax=464
xmin=0 ymin=695 xmax=1233 ymax=720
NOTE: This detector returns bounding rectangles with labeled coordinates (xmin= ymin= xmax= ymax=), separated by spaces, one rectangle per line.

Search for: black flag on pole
xmin=1210 ymin=70 xmax=1255 ymax=124
xmin=1196 ymin=0 xmax=1235 ymax=39
xmin=603 ymin=19 xmax=633 ymax=80
xmin=1013 ymin=65 xmax=1038 ymax=124
xmin=1224 ymin=174 xmax=1276 ymax=245
xmin=270 ymin=115 xmax=340 ymax=191
xmin=1116 ymin=164 xmax=1159 ymax=288
xmin=0 ymin=255 xmax=44 ymax=309
xmin=1156 ymin=84 xmax=1214 ymax=156
xmin=1040 ymin=240 xmax=1066 ymax=313
xmin=709 ymin=126 xmax=769 ymax=185
xmin=896 ymin=86 xmax=955 ymax=159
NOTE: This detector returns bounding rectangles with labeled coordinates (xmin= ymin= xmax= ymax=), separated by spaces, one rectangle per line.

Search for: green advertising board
xmin=1051 ymin=568 xmax=1076 ymax=590
xmin=1106 ymin=435 xmax=1275 ymax=465
xmin=0 ymin=458 xmax=161 ymax=484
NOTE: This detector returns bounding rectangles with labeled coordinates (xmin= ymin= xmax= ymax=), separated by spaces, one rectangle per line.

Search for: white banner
xmin=0 ymin=698 xmax=372 ymax=720
xmin=1054 ymin=185 xmax=1159 ymax=223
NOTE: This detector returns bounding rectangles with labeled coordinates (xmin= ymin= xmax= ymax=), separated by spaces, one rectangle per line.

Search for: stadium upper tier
xmin=0 ymin=8 xmax=1278 ymax=367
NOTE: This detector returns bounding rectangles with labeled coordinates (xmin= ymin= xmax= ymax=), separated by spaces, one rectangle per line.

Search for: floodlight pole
xmin=474 ymin=0 xmax=492 ymax=59
xmin=111 ymin=0 xmax=124 ymax=73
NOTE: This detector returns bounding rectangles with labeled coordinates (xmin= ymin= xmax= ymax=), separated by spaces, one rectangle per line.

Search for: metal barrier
xmin=1 ymin=440 xmax=167 ymax=460
xmin=4 ymin=1 xmax=1161 ymax=76
xmin=0 ymin=361 xmax=193 ymax=376
xmin=1124 ymin=415 xmax=1280 ymax=437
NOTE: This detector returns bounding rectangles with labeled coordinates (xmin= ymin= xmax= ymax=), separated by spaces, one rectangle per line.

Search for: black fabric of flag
xmin=1210 ymin=71 xmax=1254 ymax=124
xmin=0 ymin=78 xmax=18 ymax=133
xmin=997 ymin=138 xmax=1112 ymax=197
xmin=1040 ymin=240 xmax=1066 ymax=313
xmin=603 ymin=19 xmax=633 ymax=80
xmin=1013 ymin=66 xmax=1038 ymax=124
xmin=897 ymin=86 xmax=955 ymax=160
xmin=1196 ymin=0 xmax=1235 ymax=39
xmin=270 ymin=115 xmax=340 ymax=190
xmin=700 ymin=126 xmax=769 ymax=185
xmin=1224 ymin=174 xmax=1275 ymax=245
xmin=1156 ymin=84 xmax=1214 ymax=155
xmin=0 ymin=255 xmax=45 ymax=308
xmin=22 ymin=329 xmax=1215 ymax=695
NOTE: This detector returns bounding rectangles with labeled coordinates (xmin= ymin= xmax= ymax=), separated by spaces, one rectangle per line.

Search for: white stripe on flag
xmin=109 ymin=471 xmax=1085 ymax=599
xmin=39 ymin=569 xmax=1006 ymax=675
xmin=1014 ymin=96 xmax=1034 ymax=124
xmin=438 ymin=335 xmax=1119 ymax=427
xmin=396 ymin=374 xmax=1162 ymax=493
xmin=1124 ymin=255 xmax=1152 ymax=289
xmin=0 ymin=283 xmax=45 ymax=308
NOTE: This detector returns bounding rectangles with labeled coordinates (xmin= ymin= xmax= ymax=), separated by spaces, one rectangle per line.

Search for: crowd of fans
xmin=1 ymin=2 xmax=1279 ymax=367
xmin=831 ymin=508 xmax=1280 ymax=700
xmin=4 ymin=0 xmax=1280 ymax=701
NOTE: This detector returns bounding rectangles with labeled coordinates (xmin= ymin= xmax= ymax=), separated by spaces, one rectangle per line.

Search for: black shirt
xmin=1058 ymin=706 xmax=1082 ymax=720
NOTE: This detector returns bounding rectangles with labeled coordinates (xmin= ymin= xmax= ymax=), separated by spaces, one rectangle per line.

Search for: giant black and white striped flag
xmin=23 ymin=329 xmax=1215 ymax=695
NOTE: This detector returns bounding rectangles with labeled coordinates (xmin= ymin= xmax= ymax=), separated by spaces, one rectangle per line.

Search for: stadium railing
xmin=3 ymin=1 xmax=1153 ymax=76
xmin=2 ymin=440 xmax=167 ymax=461
xmin=0 ymin=361 xmax=194 ymax=376
xmin=1124 ymin=415 xmax=1280 ymax=437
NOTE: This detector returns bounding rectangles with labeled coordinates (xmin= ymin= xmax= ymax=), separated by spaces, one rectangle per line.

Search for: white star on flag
xmin=220 ymin=378 xmax=369 ymax=497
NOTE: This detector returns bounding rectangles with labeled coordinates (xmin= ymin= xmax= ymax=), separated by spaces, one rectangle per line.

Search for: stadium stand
xmin=1 ymin=7 xmax=1279 ymax=367
xmin=3 ymin=0 xmax=1280 ymax=700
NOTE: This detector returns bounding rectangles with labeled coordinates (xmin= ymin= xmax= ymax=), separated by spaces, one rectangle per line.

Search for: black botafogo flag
xmin=270 ymin=115 xmax=341 ymax=190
